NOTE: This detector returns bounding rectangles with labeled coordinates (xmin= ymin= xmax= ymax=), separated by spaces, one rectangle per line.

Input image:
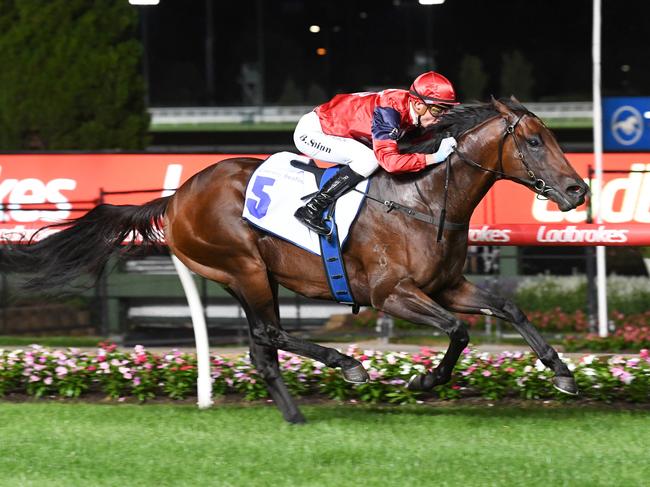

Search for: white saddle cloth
xmin=242 ymin=152 xmax=369 ymax=255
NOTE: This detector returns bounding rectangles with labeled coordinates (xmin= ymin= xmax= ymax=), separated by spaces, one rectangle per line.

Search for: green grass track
xmin=0 ymin=402 xmax=647 ymax=486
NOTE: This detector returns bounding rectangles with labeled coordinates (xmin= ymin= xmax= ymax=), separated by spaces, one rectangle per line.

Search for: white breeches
xmin=293 ymin=111 xmax=379 ymax=177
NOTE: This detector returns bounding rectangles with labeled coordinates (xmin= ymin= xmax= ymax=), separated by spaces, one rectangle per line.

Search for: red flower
xmin=180 ymin=365 xmax=195 ymax=371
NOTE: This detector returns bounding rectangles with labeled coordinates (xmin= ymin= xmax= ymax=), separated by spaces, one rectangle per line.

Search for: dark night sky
xmin=140 ymin=0 xmax=650 ymax=106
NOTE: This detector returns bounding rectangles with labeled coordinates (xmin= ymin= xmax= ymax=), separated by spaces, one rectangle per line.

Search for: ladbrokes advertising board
xmin=0 ymin=152 xmax=648 ymax=245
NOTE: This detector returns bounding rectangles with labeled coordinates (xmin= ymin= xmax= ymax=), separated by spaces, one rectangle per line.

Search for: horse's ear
xmin=509 ymin=94 xmax=521 ymax=105
xmin=491 ymin=96 xmax=511 ymax=116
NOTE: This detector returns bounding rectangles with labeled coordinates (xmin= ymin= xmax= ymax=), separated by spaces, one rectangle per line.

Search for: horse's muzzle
xmin=551 ymin=180 xmax=589 ymax=211
xmin=566 ymin=181 xmax=589 ymax=206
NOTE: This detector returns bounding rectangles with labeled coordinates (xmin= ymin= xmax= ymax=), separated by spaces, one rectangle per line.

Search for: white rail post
xmin=592 ymin=0 xmax=609 ymax=337
xmin=161 ymin=165 xmax=213 ymax=409
xmin=171 ymin=255 xmax=214 ymax=408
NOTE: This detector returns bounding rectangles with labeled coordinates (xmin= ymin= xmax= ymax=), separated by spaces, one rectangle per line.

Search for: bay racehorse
xmin=1 ymin=97 xmax=588 ymax=423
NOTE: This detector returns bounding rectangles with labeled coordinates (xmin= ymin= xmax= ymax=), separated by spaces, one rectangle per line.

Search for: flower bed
xmin=565 ymin=326 xmax=650 ymax=352
xmin=354 ymin=308 xmax=650 ymax=336
xmin=1 ymin=343 xmax=649 ymax=404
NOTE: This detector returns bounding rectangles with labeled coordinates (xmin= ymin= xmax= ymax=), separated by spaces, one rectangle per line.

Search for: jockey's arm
xmin=371 ymin=106 xmax=427 ymax=173
xmin=371 ymin=106 xmax=457 ymax=172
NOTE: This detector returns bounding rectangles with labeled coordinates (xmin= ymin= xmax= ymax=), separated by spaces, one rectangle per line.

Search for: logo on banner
xmin=536 ymin=225 xmax=629 ymax=244
xmin=611 ymin=106 xmax=643 ymax=146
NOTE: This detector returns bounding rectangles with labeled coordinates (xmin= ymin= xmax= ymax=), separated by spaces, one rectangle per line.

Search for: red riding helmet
xmin=409 ymin=71 xmax=459 ymax=106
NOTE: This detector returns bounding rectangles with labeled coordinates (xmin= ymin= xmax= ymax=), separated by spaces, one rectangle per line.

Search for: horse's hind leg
xmin=436 ymin=277 xmax=577 ymax=395
xmin=228 ymin=271 xmax=368 ymax=412
xmin=225 ymin=287 xmax=305 ymax=424
xmin=373 ymin=279 xmax=469 ymax=391
xmin=249 ymin=341 xmax=306 ymax=424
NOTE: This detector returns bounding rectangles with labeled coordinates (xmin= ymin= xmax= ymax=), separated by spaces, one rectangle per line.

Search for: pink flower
xmin=118 ymin=366 xmax=132 ymax=379
xmin=55 ymin=366 xmax=67 ymax=377
xmin=43 ymin=377 xmax=53 ymax=385
xmin=461 ymin=366 xmax=476 ymax=376
xmin=505 ymin=367 xmax=516 ymax=374
xmin=368 ymin=369 xmax=382 ymax=380
xmin=482 ymin=370 xmax=492 ymax=377
xmin=29 ymin=375 xmax=40 ymax=382
xmin=133 ymin=377 xmax=141 ymax=386
xmin=640 ymin=349 xmax=649 ymax=360
xmin=611 ymin=367 xmax=634 ymax=385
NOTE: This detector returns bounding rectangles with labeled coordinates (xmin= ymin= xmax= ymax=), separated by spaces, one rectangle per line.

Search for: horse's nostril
xmin=567 ymin=185 xmax=585 ymax=195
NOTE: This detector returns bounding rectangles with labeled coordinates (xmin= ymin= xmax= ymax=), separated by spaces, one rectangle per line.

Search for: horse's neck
xmin=375 ymin=137 xmax=499 ymax=225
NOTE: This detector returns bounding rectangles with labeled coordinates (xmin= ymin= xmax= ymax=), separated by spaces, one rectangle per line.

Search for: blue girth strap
xmin=318 ymin=167 xmax=359 ymax=313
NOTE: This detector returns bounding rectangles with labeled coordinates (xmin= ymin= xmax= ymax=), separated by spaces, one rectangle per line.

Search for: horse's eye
xmin=527 ymin=138 xmax=540 ymax=147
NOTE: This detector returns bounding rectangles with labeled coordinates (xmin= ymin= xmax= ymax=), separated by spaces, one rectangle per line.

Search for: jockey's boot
xmin=294 ymin=165 xmax=364 ymax=235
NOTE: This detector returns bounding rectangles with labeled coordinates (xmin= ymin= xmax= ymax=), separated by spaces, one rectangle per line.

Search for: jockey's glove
xmin=430 ymin=136 xmax=458 ymax=164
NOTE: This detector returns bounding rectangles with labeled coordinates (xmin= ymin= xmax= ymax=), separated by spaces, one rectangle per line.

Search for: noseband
xmin=455 ymin=113 xmax=554 ymax=199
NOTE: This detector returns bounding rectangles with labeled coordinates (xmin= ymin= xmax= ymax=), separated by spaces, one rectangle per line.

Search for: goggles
xmin=427 ymin=104 xmax=446 ymax=116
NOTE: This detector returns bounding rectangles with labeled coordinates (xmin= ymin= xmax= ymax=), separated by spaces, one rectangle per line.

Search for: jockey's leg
xmin=293 ymin=112 xmax=378 ymax=234
xmin=293 ymin=165 xmax=364 ymax=234
xmin=436 ymin=277 xmax=578 ymax=395
xmin=372 ymin=278 xmax=470 ymax=391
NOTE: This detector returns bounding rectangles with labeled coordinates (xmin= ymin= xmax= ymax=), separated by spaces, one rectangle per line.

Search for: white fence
xmin=149 ymin=102 xmax=593 ymax=126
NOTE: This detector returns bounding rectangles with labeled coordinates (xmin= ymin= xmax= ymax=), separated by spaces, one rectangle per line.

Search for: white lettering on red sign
xmin=467 ymin=225 xmax=511 ymax=243
xmin=0 ymin=167 xmax=77 ymax=223
xmin=536 ymin=225 xmax=629 ymax=244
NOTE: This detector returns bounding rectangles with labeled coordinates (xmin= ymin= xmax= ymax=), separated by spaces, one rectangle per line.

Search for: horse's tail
xmin=0 ymin=197 xmax=170 ymax=292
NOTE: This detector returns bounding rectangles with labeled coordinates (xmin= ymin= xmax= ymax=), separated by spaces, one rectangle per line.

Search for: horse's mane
xmin=399 ymin=98 xmax=531 ymax=154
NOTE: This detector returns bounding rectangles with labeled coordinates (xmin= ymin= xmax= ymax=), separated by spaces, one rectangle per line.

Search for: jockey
xmin=294 ymin=71 xmax=460 ymax=235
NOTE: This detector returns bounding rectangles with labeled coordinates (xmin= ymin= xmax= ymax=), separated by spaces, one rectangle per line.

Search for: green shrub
xmin=0 ymin=1 xmax=149 ymax=150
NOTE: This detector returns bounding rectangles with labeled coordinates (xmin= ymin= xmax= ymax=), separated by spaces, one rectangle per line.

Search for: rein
xmin=353 ymin=188 xmax=469 ymax=232
xmin=454 ymin=114 xmax=554 ymax=199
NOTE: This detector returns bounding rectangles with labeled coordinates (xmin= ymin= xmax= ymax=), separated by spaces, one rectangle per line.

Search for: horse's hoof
xmin=553 ymin=376 xmax=579 ymax=396
xmin=342 ymin=364 xmax=369 ymax=384
xmin=286 ymin=412 xmax=307 ymax=425
xmin=407 ymin=374 xmax=423 ymax=391
xmin=407 ymin=373 xmax=433 ymax=391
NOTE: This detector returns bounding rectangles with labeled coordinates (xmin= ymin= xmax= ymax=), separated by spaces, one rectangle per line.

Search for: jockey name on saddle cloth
xmin=242 ymin=151 xmax=369 ymax=255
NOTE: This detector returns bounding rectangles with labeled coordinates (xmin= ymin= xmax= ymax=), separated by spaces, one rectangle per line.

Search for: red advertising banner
xmin=467 ymin=223 xmax=650 ymax=246
xmin=0 ymin=152 xmax=649 ymax=245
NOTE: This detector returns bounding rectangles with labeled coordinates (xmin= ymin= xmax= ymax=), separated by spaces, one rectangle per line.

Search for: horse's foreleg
xmin=436 ymin=277 xmax=577 ymax=395
xmin=374 ymin=279 xmax=469 ymax=391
